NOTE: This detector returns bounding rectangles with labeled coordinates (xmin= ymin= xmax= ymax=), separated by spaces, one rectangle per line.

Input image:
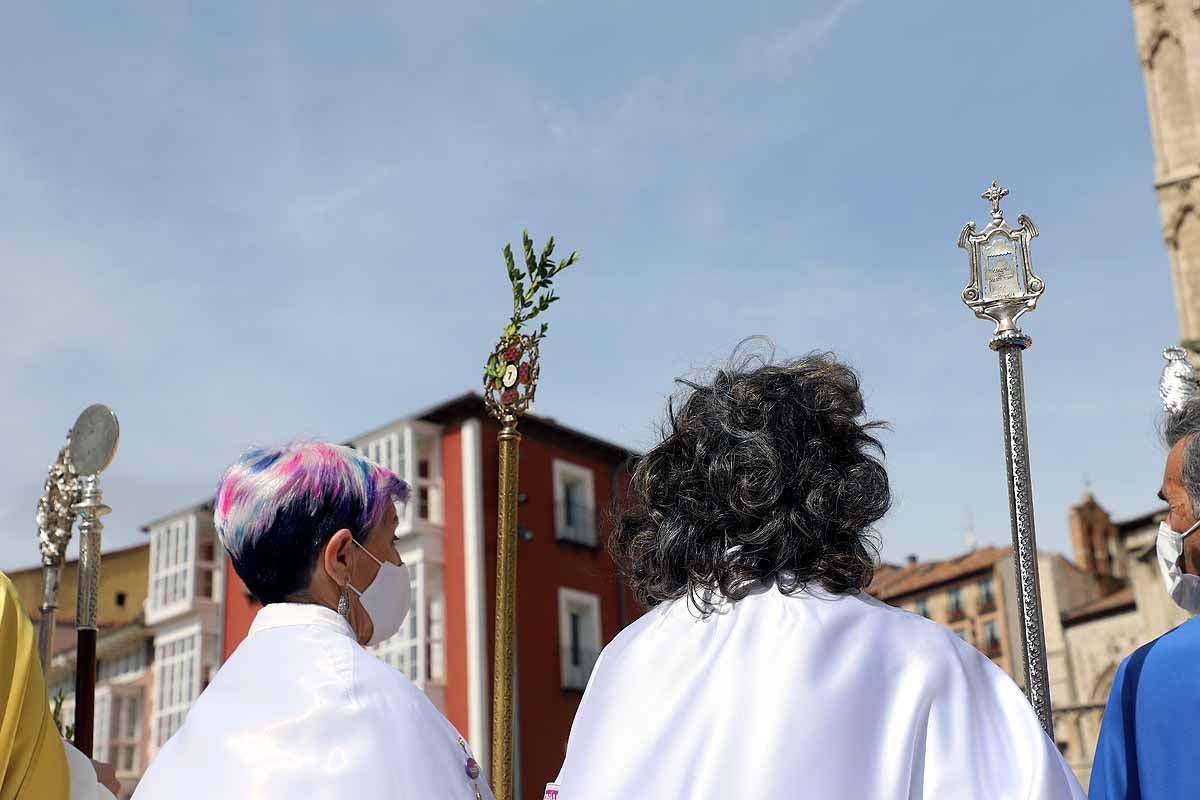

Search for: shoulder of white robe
xmin=63 ymin=740 xmax=118 ymax=800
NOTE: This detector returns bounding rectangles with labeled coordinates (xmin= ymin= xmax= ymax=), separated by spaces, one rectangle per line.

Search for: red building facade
xmin=220 ymin=393 xmax=638 ymax=799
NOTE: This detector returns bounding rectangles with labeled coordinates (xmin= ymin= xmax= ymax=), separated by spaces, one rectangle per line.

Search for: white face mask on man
xmin=348 ymin=538 xmax=412 ymax=647
xmin=1156 ymin=517 xmax=1200 ymax=612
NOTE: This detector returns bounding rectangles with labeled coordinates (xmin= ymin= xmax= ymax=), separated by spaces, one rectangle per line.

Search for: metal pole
xmin=37 ymin=565 xmax=62 ymax=671
xmin=994 ymin=332 xmax=1052 ymax=734
xmin=73 ymin=473 xmax=110 ymax=756
xmin=490 ymin=416 xmax=520 ymax=800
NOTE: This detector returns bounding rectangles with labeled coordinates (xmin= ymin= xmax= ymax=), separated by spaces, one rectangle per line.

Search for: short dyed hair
xmin=215 ymin=441 xmax=410 ymax=604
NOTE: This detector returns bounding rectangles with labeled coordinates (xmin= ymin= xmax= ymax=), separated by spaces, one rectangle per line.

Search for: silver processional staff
xmin=67 ymin=404 xmax=120 ymax=757
xmin=957 ymin=182 xmax=1053 ymax=735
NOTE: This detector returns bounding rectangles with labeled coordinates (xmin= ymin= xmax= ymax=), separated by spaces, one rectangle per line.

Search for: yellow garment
xmin=0 ymin=570 xmax=69 ymax=800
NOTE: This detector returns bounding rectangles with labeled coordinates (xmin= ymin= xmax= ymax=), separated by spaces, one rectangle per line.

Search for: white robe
xmin=65 ymin=740 xmax=118 ymax=800
xmin=551 ymin=585 xmax=1083 ymax=800
xmin=132 ymin=603 xmax=492 ymax=800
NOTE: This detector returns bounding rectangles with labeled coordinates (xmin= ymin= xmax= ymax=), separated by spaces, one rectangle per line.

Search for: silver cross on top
xmin=981 ymin=181 xmax=1009 ymax=222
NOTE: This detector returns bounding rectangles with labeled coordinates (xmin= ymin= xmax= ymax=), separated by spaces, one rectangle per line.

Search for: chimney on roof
xmin=906 ymin=554 xmax=918 ymax=565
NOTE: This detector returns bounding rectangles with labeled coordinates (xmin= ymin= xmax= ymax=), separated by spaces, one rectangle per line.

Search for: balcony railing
xmin=978 ymin=596 xmax=997 ymax=614
xmin=561 ymin=647 xmax=600 ymax=691
xmin=947 ymin=605 xmax=966 ymax=623
xmin=983 ymin=639 xmax=1002 ymax=658
xmin=556 ymin=501 xmax=597 ymax=547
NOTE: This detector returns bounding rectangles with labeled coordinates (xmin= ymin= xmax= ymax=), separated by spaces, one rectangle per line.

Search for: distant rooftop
xmin=1061 ymin=586 xmax=1136 ymax=627
xmin=869 ymin=545 xmax=1011 ymax=601
xmin=141 ymin=391 xmax=636 ymax=529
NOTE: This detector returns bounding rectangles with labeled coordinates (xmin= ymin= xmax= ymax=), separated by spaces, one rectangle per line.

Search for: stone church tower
xmin=1132 ymin=0 xmax=1200 ymax=350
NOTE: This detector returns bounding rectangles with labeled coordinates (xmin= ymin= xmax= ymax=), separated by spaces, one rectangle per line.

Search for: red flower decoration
xmin=501 ymin=388 xmax=518 ymax=405
xmin=502 ymin=346 xmax=521 ymax=363
xmin=517 ymin=362 xmax=531 ymax=385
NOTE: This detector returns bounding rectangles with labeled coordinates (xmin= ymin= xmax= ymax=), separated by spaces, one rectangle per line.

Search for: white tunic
xmin=552 ymin=585 xmax=1083 ymax=800
xmin=132 ymin=603 xmax=492 ymax=800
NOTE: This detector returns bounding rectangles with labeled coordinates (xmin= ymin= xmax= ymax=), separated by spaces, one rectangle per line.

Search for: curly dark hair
xmin=610 ymin=349 xmax=891 ymax=615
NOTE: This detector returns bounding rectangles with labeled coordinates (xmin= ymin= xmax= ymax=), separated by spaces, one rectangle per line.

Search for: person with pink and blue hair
xmin=132 ymin=441 xmax=493 ymax=800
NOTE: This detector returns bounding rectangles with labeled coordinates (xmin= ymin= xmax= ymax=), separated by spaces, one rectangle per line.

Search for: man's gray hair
xmin=1164 ymin=398 xmax=1200 ymax=515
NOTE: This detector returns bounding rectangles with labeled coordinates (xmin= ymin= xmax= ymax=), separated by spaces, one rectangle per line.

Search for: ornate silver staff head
xmin=69 ymin=405 xmax=120 ymax=477
xmin=1160 ymin=346 xmax=1200 ymax=413
xmin=36 ymin=441 xmax=79 ymax=566
xmin=958 ymin=181 xmax=1045 ymax=341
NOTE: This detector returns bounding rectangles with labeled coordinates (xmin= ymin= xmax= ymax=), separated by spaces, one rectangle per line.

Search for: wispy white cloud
xmin=749 ymin=0 xmax=865 ymax=77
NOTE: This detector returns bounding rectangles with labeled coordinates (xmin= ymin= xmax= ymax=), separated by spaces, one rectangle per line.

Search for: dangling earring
xmin=337 ymin=581 xmax=351 ymax=617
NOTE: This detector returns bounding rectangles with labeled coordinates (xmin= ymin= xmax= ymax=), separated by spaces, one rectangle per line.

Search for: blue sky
xmin=0 ymin=1 xmax=1176 ymax=571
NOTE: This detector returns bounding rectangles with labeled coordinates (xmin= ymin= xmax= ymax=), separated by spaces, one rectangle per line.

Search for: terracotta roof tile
xmin=872 ymin=546 xmax=1011 ymax=601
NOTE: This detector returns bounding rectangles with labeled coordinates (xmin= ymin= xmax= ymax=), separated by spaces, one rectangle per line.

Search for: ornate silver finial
xmin=958 ymin=182 xmax=1044 ymax=339
xmin=1160 ymin=346 xmax=1200 ymax=413
xmin=981 ymin=181 xmax=1009 ymax=222
xmin=36 ymin=441 xmax=79 ymax=566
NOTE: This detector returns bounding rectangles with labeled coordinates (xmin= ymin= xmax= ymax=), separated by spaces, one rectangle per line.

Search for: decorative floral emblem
xmin=485 ymin=333 xmax=540 ymax=416
xmin=482 ymin=230 xmax=578 ymax=421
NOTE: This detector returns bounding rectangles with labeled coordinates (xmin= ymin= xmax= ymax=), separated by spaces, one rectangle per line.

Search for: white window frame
xmin=151 ymin=624 xmax=201 ymax=750
xmin=358 ymin=425 xmax=443 ymax=531
xmin=147 ymin=517 xmax=196 ymax=621
xmin=411 ymin=426 xmax=444 ymax=525
xmin=364 ymin=432 xmax=404 ymax=477
xmin=92 ymin=687 xmax=112 ymax=764
xmin=558 ymin=587 xmax=602 ymax=690
xmin=109 ymin=686 xmax=143 ymax=776
xmin=553 ymin=459 xmax=596 ymax=546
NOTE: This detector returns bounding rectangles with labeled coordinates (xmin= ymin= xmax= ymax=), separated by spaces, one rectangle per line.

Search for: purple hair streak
xmin=215 ymin=440 xmax=410 ymax=604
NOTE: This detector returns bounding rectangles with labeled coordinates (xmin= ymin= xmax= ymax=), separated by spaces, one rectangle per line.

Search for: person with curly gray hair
xmin=546 ymin=350 xmax=1082 ymax=800
xmin=1088 ymin=397 xmax=1200 ymax=799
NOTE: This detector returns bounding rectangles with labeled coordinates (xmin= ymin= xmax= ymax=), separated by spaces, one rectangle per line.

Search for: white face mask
xmin=1156 ymin=518 xmax=1200 ymax=612
xmin=348 ymin=539 xmax=412 ymax=647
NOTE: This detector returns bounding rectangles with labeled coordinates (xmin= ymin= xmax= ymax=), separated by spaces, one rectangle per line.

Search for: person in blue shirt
xmin=1089 ymin=398 xmax=1200 ymax=799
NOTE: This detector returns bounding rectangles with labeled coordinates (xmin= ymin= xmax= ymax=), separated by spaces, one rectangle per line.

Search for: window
xmin=153 ymin=631 xmax=200 ymax=747
xmin=954 ymin=627 xmax=970 ymax=643
xmin=359 ymin=428 xmax=442 ymax=526
xmin=915 ymin=599 xmax=930 ymax=619
xmin=553 ymin=460 xmax=596 ymax=546
xmin=418 ymin=486 xmax=430 ymax=520
xmin=363 ymin=433 xmax=405 ymax=478
xmin=558 ymin=588 xmax=601 ymax=691
xmin=427 ymin=596 xmax=446 ymax=683
xmin=98 ymin=646 xmax=147 ymax=683
xmin=110 ymin=689 xmax=142 ymax=775
xmin=413 ymin=434 xmax=442 ymax=523
xmin=149 ymin=519 xmax=194 ymax=614
xmin=115 ymin=592 xmax=126 ymax=608
xmin=196 ymin=529 xmax=219 ymax=601
xmin=92 ymin=690 xmax=112 ymax=763
xmin=978 ymin=578 xmax=995 ymax=609
xmin=948 ymin=588 xmax=964 ymax=616
xmin=982 ymin=620 xmax=1001 ymax=654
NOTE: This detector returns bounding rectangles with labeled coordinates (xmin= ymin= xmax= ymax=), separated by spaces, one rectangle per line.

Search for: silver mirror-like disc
xmin=69 ymin=404 xmax=120 ymax=475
